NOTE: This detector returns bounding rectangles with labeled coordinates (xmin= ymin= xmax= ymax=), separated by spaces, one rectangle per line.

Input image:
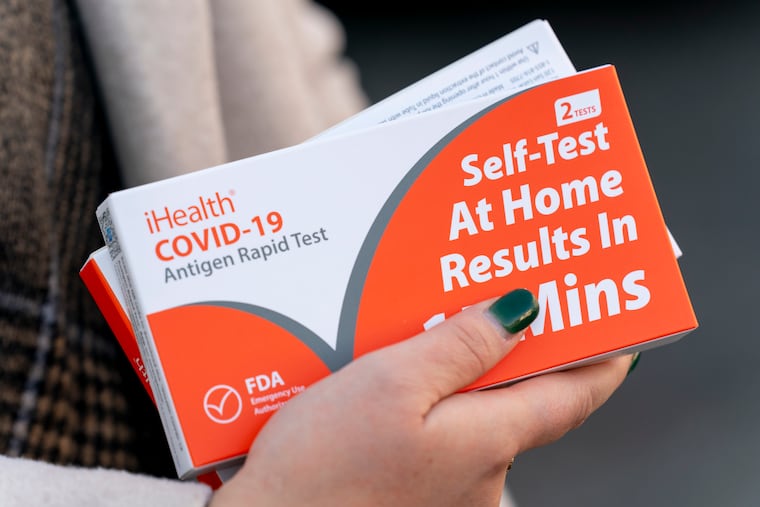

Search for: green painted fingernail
xmin=627 ymin=352 xmax=641 ymax=376
xmin=488 ymin=288 xmax=539 ymax=334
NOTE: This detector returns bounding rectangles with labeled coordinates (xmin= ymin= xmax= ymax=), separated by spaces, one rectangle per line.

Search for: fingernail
xmin=627 ymin=352 xmax=641 ymax=376
xmin=488 ymin=288 xmax=539 ymax=334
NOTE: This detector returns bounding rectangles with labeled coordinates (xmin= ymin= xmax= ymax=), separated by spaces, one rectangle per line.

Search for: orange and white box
xmin=83 ymin=18 xmax=589 ymax=483
xmin=93 ymin=65 xmax=698 ymax=479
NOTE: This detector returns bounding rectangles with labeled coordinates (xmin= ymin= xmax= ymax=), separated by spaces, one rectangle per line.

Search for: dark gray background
xmin=318 ymin=1 xmax=760 ymax=505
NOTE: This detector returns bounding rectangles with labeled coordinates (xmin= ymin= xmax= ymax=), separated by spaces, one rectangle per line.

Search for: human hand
xmin=210 ymin=289 xmax=633 ymax=507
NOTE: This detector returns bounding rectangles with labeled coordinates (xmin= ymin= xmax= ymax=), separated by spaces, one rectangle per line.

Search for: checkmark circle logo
xmin=203 ymin=384 xmax=243 ymax=424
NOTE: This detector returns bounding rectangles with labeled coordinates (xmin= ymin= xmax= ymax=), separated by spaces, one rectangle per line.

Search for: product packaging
xmin=88 ymin=62 xmax=697 ymax=478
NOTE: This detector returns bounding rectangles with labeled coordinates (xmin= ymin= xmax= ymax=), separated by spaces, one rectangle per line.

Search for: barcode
xmin=100 ymin=208 xmax=121 ymax=259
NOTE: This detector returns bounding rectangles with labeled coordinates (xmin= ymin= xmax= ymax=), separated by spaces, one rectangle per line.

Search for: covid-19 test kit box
xmin=90 ymin=64 xmax=697 ymax=478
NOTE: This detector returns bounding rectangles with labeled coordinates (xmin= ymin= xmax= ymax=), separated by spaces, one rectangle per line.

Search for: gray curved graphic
xmin=184 ymin=301 xmax=351 ymax=372
xmin=335 ymin=96 xmax=512 ymax=351
xmin=183 ymin=94 xmax=516 ymax=373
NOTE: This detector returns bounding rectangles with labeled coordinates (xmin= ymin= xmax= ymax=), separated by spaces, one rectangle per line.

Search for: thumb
xmin=382 ymin=288 xmax=539 ymax=403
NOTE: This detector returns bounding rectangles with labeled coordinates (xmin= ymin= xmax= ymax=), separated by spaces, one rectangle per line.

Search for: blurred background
xmin=317 ymin=1 xmax=760 ymax=505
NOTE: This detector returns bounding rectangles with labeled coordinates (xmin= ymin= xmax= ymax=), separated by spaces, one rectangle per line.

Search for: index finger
xmin=422 ymin=353 xmax=633 ymax=464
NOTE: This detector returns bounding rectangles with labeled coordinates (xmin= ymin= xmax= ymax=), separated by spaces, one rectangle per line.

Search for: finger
xmin=378 ymin=288 xmax=539 ymax=404
xmin=507 ymin=354 xmax=632 ymax=451
xmin=430 ymin=354 xmax=633 ymax=459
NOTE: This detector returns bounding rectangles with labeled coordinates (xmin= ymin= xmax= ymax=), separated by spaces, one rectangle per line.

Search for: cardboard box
xmin=84 ymin=18 xmax=603 ymax=482
xmin=90 ymin=64 xmax=697 ymax=478
xmin=80 ymin=248 xmax=239 ymax=488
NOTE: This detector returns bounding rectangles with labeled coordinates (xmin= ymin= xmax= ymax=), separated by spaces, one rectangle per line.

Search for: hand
xmin=210 ymin=289 xmax=633 ymax=507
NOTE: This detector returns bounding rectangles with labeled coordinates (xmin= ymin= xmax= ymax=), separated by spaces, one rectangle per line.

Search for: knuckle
xmin=445 ymin=313 xmax=500 ymax=375
xmin=523 ymin=383 xmax=598 ymax=446
xmin=561 ymin=379 xmax=611 ymax=432
xmin=567 ymin=384 xmax=596 ymax=430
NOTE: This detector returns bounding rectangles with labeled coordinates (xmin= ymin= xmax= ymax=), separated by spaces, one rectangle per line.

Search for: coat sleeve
xmin=0 ymin=455 xmax=212 ymax=507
